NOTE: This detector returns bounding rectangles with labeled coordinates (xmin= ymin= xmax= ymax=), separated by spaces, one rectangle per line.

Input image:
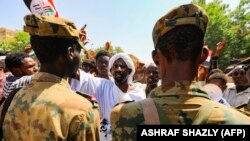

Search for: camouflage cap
xmin=23 ymin=14 xmax=87 ymax=50
xmin=152 ymin=4 xmax=208 ymax=47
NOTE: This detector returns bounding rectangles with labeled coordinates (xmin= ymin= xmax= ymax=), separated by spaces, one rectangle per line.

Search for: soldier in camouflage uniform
xmin=111 ymin=4 xmax=250 ymax=141
xmin=1 ymin=14 xmax=100 ymax=141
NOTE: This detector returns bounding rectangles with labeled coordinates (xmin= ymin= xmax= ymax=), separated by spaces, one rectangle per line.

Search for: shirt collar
xmin=150 ymin=80 xmax=209 ymax=99
xmin=228 ymin=86 xmax=250 ymax=93
xmin=32 ymin=72 xmax=70 ymax=88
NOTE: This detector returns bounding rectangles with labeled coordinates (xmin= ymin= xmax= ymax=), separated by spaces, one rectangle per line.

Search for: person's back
xmin=1 ymin=14 xmax=100 ymax=141
xmin=112 ymin=82 xmax=250 ymax=140
xmin=3 ymin=73 xmax=100 ymax=140
xmin=110 ymin=4 xmax=250 ymax=141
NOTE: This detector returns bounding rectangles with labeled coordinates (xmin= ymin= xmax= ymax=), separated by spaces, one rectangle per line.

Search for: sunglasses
xmin=232 ymin=71 xmax=246 ymax=77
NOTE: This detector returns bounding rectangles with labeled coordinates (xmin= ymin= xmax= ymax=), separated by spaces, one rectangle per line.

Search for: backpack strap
xmin=140 ymin=98 xmax=160 ymax=124
xmin=0 ymin=88 xmax=21 ymax=139
xmin=0 ymin=97 xmax=6 ymax=107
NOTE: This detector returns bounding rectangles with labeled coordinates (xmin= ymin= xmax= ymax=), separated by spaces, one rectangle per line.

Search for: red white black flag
xmin=23 ymin=0 xmax=59 ymax=17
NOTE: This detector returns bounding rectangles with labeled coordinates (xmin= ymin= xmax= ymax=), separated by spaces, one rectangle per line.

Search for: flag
xmin=23 ymin=0 xmax=59 ymax=17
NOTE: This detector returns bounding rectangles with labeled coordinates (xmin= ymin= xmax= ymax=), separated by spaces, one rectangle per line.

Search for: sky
xmin=0 ymin=0 xmax=240 ymax=64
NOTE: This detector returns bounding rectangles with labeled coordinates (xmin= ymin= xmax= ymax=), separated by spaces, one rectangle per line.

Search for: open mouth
xmin=115 ymin=74 xmax=122 ymax=79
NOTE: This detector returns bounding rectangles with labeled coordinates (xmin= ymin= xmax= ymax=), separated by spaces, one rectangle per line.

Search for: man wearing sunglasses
xmin=224 ymin=65 xmax=250 ymax=108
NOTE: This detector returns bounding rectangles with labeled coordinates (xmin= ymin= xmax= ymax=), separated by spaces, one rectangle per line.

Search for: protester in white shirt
xmin=224 ymin=65 xmax=250 ymax=108
xmin=70 ymin=53 xmax=146 ymax=141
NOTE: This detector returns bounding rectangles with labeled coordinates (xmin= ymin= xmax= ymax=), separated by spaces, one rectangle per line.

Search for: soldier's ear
xmin=67 ymin=46 xmax=74 ymax=60
xmin=152 ymin=50 xmax=159 ymax=66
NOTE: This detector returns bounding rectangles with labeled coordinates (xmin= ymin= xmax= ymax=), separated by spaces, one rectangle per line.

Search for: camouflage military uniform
xmin=0 ymin=14 xmax=100 ymax=141
xmin=111 ymin=3 xmax=250 ymax=141
xmin=2 ymin=72 xmax=100 ymax=141
xmin=111 ymin=81 xmax=250 ymax=140
xmin=237 ymin=100 xmax=250 ymax=116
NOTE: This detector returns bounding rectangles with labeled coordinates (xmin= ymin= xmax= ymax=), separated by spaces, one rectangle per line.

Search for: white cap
xmin=203 ymin=84 xmax=223 ymax=101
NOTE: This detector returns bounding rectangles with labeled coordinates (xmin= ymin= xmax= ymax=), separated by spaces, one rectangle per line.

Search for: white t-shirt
xmin=223 ymin=86 xmax=250 ymax=108
xmin=71 ymin=70 xmax=145 ymax=141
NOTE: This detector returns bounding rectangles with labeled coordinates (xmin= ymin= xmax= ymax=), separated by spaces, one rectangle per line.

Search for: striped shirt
xmin=3 ymin=75 xmax=32 ymax=98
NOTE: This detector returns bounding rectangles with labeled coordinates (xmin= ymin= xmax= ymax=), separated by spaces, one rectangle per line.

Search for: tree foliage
xmin=0 ymin=31 xmax=124 ymax=63
xmin=193 ymin=0 xmax=250 ymax=70
xmin=0 ymin=31 xmax=30 ymax=52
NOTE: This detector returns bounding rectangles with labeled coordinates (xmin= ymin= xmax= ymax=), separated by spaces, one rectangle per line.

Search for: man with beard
xmin=1 ymin=14 xmax=100 ymax=141
xmin=70 ymin=52 xmax=145 ymax=141
xmin=145 ymin=63 xmax=159 ymax=97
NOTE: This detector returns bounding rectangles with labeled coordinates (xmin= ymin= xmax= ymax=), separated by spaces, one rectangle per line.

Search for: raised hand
xmin=215 ymin=37 xmax=227 ymax=56
xmin=79 ymin=24 xmax=87 ymax=42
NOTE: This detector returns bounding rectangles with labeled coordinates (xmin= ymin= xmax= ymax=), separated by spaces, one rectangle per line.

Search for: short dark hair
xmin=30 ymin=36 xmax=81 ymax=64
xmin=82 ymin=59 xmax=96 ymax=68
xmin=156 ymin=25 xmax=204 ymax=63
xmin=208 ymin=72 xmax=227 ymax=85
xmin=208 ymin=68 xmax=223 ymax=76
xmin=95 ymin=50 xmax=111 ymax=61
xmin=5 ymin=52 xmax=29 ymax=70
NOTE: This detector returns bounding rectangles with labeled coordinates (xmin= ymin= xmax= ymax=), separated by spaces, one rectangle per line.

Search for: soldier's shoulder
xmin=236 ymin=101 xmax=250 ymax=117
xmin=112 ymin=100 xmax=143 ymax=116
xmin=113 ymin=100 xmax=134 ymax=107
xmin=113 ymin=100 xmax=143 ymax=110
xmin=75 ymin=91 xmax=99 ymax=108
xmin=207 ymin=101 xmax=250 ymax=124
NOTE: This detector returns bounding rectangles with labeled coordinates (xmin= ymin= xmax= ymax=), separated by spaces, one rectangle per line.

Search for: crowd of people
xmin=0 ymin=3 xmax=249 ymax=141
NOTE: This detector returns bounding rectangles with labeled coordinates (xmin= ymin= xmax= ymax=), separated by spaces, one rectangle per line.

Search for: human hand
xmin=216 ymin=37 xmax=227 ymax=52
xmin=215 ymin=37 xmax=226 ymax=56
xmin=79 ymin=24 xmax=87 ymax=42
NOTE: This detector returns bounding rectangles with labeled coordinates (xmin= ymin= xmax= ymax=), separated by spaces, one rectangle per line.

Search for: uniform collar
xmin=32 ymin=72 xmax=70 ymax=88
xmin=150 ymin=80 xmax=209 ymax=99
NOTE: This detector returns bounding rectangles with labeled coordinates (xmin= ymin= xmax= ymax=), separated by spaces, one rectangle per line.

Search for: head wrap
xmin=108 ymin=53 xmax=135 ymax=84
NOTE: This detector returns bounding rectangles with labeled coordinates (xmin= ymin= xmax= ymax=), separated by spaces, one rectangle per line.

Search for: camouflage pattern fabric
xmin=1 ymin=72 xmax=100 ymax=141
xmin=152 ymin=4 xmax=208 ymax=47
xmin=23 ymin=14 xmax=86 ymax=50
xmin=111 ymin=81 xmax=250 ymax=141
xmin=237 ymin=100 xmax=250 ymax=117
